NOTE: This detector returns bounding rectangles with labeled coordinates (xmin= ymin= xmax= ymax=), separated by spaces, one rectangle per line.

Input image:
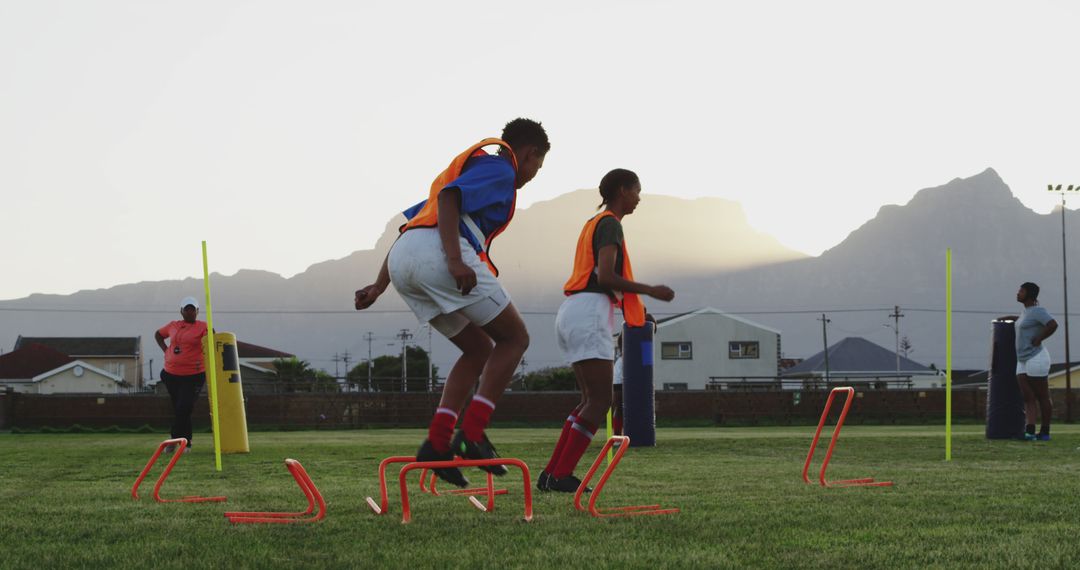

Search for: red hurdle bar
xmin=573 ymin=436 xmax=680 ymax=518
xmin=802 ymin=387 xmax=894 ymax=488
xmin=225 ymin=459 xmax=326 ymax=524
xmin=420 ymin=468 xmax=507 ymax=498
xmin=131 ymin=438 xmax=227 ymax=503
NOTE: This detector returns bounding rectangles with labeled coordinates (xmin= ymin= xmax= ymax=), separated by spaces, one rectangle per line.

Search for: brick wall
xmin=0 ymin=389 xmax=1044 ymax=430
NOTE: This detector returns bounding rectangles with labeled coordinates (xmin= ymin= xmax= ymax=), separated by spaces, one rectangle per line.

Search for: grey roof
xmin=14 ymin=336 xmax=141 ymax=357
xmin=782 ymin=337 xmax=934 ymax=376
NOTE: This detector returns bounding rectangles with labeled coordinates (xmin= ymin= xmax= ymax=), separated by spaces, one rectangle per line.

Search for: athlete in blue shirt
xmin=1006 ymin=282 xmax=1059 ymax=440
xmin=354 ymin=118 xmax=549 ymax=487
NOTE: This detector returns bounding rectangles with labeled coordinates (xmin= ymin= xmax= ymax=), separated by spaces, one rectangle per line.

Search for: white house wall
xmin=654 ymin=313 xmax=779 ymax=390
xmin=37 ymin=369 xmax=121 ymax=394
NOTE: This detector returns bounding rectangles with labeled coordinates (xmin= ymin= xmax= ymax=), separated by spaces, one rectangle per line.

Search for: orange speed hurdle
xmin=574 ymin=436 xmax=680 ymax=518
xmin=802 ymin=387 xmax=893 ymax=488
xmin=398 ymin=458 xmax=532 ymax=524
xmin=225 ymin=459 xmax=326 ymax=524
xmin=364 ymin=456 xmax=509 ymax=516
xmin=131 ymin=438 xmax=227 ymax=503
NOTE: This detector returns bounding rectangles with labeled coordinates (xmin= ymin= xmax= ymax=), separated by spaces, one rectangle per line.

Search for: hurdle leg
xmin=574 ymin=436 xmax=679 ymax=518
xmin=132 ymin=438 xmax=227 ymax=503
xmin=227 ymin=459 xmax=327 ymax=524
xmin=803 ymin=387 xmax=894 ymax=488
xmin=364 ymin=456 xmax=414 ymax=515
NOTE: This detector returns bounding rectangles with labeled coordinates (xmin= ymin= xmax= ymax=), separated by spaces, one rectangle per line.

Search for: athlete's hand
xmin=648 ymin=285 xmax=675 ymax=302
xmin=447 ymin=258 xmax=477 ymax=296
xmin=354 ymin=285 xmax=382 ymax=310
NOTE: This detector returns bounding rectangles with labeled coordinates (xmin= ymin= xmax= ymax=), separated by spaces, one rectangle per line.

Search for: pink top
xmin=157 ymin=320 xmax=209 ymax=375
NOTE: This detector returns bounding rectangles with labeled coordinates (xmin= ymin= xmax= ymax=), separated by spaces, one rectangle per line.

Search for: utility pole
xmin=426 ymin=324 xmax=433 ymax=392
xmin=341 ymin=351 xmax=351 ymax=392
xmin=397 ymin=329 xmax=413 ymax=393
xmin=363 ymin=332 xmax=375 ymax=392
xmin=519 ymin=357 xmax=528 ymax=391
xmin=332 ymin=353 xmax=340 ymax=381
xmin=818 ymin=314 xmax=831 ymax=384
xmin=888 ymin=305 xmax=905 ymax=373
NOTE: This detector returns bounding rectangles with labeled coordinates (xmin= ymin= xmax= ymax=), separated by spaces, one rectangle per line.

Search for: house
xmin=782 ymin=336 xmax=939 ymax=389
xmin=14 ymin=336 xmax=143 ymax=389
xmin=237 ymin=340 xmax=295 ymax=382
xmin=0 ymin=342 xmax=123 ymax=394
xmin=147 ymin=339 xmax=296 ymax=393
xmin=1046 ymin=361 xmax=1080 ymax=389
xmin=651 ymin=307 xmax=781 ymax=390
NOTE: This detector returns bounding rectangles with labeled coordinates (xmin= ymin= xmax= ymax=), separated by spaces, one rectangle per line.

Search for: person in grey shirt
xmin=1006 ymin=282 xmax=1059 ymax=440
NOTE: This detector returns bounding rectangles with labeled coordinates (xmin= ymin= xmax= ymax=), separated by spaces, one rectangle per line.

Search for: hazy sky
xmin=3 ymin=0 xmax=1078 ymax=301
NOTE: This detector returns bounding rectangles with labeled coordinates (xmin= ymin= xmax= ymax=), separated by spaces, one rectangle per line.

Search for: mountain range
xmin=1 ymin=168 xmax=1075 ymax=379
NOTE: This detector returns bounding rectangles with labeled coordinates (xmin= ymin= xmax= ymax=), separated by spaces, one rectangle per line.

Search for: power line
xmin=1 ymin=305 xmax=1076 ymax=317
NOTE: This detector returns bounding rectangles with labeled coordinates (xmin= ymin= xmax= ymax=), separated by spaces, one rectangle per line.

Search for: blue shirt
xmin=403 ymin=153 xmax=516 ymax=254
xmin=1015 ymin=306 xmax=1053 ymax=361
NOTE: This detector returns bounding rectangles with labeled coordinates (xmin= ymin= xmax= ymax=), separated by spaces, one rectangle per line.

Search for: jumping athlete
xmin=354 ymin=118 xmax=549 ymax=487
xmin=540 ymin=168 xmax=674 ymax=492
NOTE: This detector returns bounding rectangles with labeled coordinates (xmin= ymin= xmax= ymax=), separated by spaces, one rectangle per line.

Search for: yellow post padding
xmin=203 ymin=332 xmax=250 ymax=454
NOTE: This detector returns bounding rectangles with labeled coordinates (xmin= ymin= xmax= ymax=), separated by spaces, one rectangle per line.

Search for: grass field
xmin=2 ymin=425 xmax=1080 ymax=569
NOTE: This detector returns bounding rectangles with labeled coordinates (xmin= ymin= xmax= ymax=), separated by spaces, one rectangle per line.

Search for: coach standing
xmin=155 ymin=296 xmax=209 ymax=453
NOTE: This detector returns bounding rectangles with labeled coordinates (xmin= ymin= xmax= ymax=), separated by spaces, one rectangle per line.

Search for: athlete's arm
xmin=1032 ymin=319 xmax=1058 ymax=346
xmin=596 ymin=245 xmax=674 ymax=302
xmin=437 ymin=187 xmax=477 ymax=295
xmin=354 ymin=253 xmax=392 ymax=310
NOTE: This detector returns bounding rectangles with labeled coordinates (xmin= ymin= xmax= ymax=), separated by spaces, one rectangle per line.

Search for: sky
xmin=2 ymin=0 xmax=1078 ymax=301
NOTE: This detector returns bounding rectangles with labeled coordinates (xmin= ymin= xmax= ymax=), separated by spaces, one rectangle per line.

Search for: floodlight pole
xmin=819 ymin=314 xmax=831 ymax=384
xmin=1060 ymin=191 xmax=1072 ymax=422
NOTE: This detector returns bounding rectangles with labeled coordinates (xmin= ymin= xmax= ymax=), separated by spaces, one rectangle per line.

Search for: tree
xmin=348 ymin=345 xmax=438 ymax=392
xmin=519 ymin=366 xmax=577 ymax=391
xmin=272 ymin=357 xmax=337 ymax=392
xmin=900 ymin=336 xmax=913 ymax=359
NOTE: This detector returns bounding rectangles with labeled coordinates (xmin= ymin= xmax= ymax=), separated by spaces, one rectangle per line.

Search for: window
xmin=661 ymin=342 xmax=693 ymax=360
xmin=729 ymin=341 xmax=760 ymax=359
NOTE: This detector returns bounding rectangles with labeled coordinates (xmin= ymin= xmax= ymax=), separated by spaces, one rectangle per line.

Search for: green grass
xmin=2 ymin=426 xmax=1080 ymax=569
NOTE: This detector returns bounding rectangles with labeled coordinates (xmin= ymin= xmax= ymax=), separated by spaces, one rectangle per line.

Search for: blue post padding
xmin=641 ymin=341 xmax=653 ymax=366
xmin=623 ymin=323 xmax=656 ymax=447
xmin=986 ymin=319 xmax=1025 ymax=439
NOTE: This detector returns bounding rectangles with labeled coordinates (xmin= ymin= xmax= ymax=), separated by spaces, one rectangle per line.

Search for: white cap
xmin=180 ymin=296 xmax=200 ymax=310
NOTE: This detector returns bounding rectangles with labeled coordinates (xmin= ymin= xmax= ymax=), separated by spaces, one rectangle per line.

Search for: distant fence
xmin=5 ymin=387 xmax=1065 ymax=431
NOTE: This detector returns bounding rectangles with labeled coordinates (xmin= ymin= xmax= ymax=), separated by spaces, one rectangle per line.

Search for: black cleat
xmin=417 ymin=439 xmax=469 ymax=488
xmin=451 ymin=430 xmax=509 ymax=476
xmin=537 ymin=471 xmax=551 ymax=492
xmin=546 ymin=474 xmax=591 ymax=494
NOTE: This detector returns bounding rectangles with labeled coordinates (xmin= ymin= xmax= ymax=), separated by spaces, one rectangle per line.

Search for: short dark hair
xmin=1021 ymin=282 xmax=1040 ymax=302
xmin=501 ymin=118 xmax=550 ymax=154
xmin=599 ymin=168 xmax=639 ymax=208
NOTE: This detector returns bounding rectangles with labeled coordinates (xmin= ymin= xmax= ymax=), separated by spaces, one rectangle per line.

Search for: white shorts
xmin=556 ymin=292 xmax=616 ymax=363
xmin=1016 ymin=347 xmax=1051 ymax=378
xmin=388 ymin=227 xmax=512 ymax=338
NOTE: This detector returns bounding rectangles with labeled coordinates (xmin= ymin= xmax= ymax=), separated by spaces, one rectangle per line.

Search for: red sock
xmin=461 ymin=395 xmax=496 ymax=442
xmin=428 ymin=407 xmax=458 ymax=453
xmin=612 ymin=415 xmax=623 ymax=436
xmin=544 ymin=406 xmax=582 ymax=474
xmin=552 ymin=418 xmax=598 ymax=478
